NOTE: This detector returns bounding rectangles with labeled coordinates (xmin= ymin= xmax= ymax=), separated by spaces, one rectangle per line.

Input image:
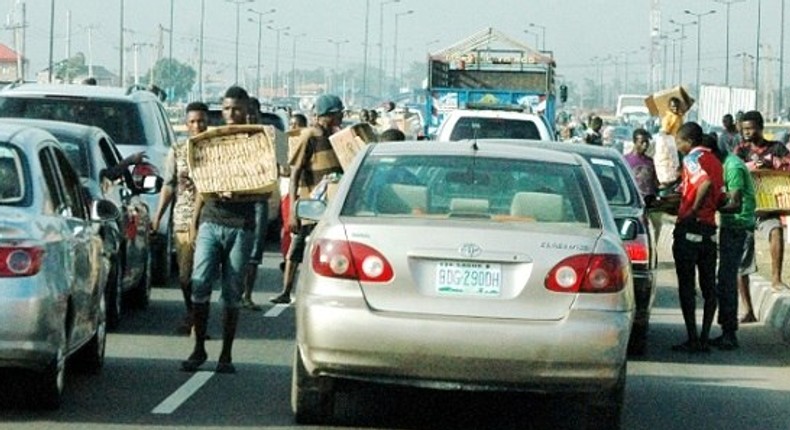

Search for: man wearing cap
xmin=270 ymin=94 xmax=345 ymax=304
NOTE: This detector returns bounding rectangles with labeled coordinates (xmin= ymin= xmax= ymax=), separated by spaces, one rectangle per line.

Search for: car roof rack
xmin=465 ymin=102 xmax=531 ymax=113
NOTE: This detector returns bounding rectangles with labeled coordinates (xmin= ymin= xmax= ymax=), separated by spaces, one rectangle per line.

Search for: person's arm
xmin=248 ymin=200 xmax=268 ymax=264
xmin=719 ymin=189 xmax=742 ymax=214
xmin=190 ymin=193 xmax=204 ymax=240
xmin=681 ymin=178 xmax=711 ymax=222
xmin=151 ymin=185 xmax=174 ymax=232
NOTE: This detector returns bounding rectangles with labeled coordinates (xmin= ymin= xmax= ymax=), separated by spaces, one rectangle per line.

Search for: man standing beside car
xmin=269 ymin=94 xmax=344 ymax=304
xmin=181 ymin=86 xmax=268 ymax=373
xmin=672 ymin=122 xmax=724 ymax=353
xmin=152 ymin=102 xmax=208 ymax=335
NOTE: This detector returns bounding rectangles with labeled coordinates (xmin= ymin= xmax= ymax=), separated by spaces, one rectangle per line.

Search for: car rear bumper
xmin=632 ymin=269 xmax=656 ymax=325
xmin=297 ymin=295 xmax=631 ymax=394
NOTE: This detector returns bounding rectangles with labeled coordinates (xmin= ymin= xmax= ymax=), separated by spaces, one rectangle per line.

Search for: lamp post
xmin=713 ymin=0 xmax=745 ymax=86
xmin=248 ymin=7 xmax=276 ymax=97
xmin=226 ymin=0 xmax=253 ymax=84
xmin=735 ymin=51 xmax=756 ymax=87
xmin=289 ymin=32 xmax=306 ymax=96
xmin=755 ymin=0 xmax=762 ymax=109
xmin=528 ymin=22 xmax=546 ymax=51
xmin=198 ymin=0 xmax=205 ymax=100
xmin=668 ymin=17 xmax=697 ymax=87
xmin=780 ymin=0 xmax=786 ymax=115
xmin=379 ymin=0 xmax=400 ymax=97
xmin=328 ymin=38 xmax=350 ymax=95
xmin=48 ymin=0 xmax=55 ymax=83
xmin=523 ymin=29 xmax=539 ymax=49
xmin=668 ymin=33 xmax=686 ymax=85
xmin=268 ymin=24 xmax=290 ymax=97
xmin=393 ymin=9 xmax=413 ymax=94
xmin=362 ymin=0 xmax=370 ymax=100
xmin=685 ymin=8 xmax=716 ymax=96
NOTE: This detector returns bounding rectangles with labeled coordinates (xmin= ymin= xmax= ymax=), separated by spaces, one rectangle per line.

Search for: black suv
xmin=0 ymin=83 xmax=177 ymax=285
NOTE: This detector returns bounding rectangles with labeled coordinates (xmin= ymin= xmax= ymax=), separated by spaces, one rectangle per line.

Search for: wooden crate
xmin=187 ymin=125 xmax=278 ymax=197
xmin=753 ymin=169 xmax=790 ymax=215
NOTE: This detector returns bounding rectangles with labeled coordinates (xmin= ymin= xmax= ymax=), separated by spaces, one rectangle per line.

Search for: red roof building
xmin=0 ymin=43 xmax=24 ymax=82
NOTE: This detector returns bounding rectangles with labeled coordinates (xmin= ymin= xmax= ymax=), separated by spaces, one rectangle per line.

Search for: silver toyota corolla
xmin=291 ymin=141 xmax=635 ymax=429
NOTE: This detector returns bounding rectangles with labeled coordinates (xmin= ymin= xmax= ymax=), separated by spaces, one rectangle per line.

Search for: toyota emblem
xmin=459 ymin=243 xmax=483 ymax=258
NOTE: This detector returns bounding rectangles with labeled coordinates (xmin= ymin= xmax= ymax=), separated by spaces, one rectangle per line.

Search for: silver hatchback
xmin=291 ymin=141 xmax=634 ymax=428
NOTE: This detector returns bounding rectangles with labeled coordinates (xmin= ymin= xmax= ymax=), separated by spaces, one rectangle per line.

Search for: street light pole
xmin=755 ymin=0 xmax=762 ymax=108
xmin=528 ymin=22 xmax=546 ymax=51
xmin=227 ymin=0 xmax=253 ymax=85
xmin=393 ymin=10 xmax=413 ymax=94
xmin=268 ymin=24 xmax=290 ymax=97
xmin=362 ymin=0 xmax=370 ymax=101
xmin=289 ymin=32 xmax=306 ymax=97
xmin=248 ymin=8 xmax=276 ymax=98
xmin=685 ymin=9 xmax=716 ymax=97
xmin=199 ymin=0 xmax=204 ymax=100
xmin=48 ymin=0 xmax=55 ymax=83
xmin=780 ymin=0 xmax=786 ymax=115
xmin=379 ymin=0 xmax=400 ymax=97
xmin=713 ymin=0 xmax=745 ymax=87
xmin=523 ymin=29 xmax=539 ymax=49
xmin=669 ymin=18 xmax=697 ymax=87
xmin=328 ymin=38 xmax=350 ymax=95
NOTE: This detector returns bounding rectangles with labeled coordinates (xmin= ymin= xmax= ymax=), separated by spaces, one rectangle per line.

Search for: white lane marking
xmin=264 ymin=304 xmax=289 ymax=317
xmin=152 ymin=371 xmax=214 ymax=414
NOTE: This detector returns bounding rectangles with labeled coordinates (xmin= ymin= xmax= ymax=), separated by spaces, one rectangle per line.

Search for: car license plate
xmin=435 ymin=261 xmax=502 ymax=297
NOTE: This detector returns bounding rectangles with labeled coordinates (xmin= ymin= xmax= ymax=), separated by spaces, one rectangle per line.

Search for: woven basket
xmin=187 ymin=125 xmax=278 ymax=197
xmin=753 ymin=170 xmax=790 ymax=215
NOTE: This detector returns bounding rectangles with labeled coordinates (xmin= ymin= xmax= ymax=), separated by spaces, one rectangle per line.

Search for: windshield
xmin=0 ymin=143 xmax=27 ymax=205
xmin=449 ymin=117 xmax=541 ymax=141
xmin=584 ymin=155 xmax=636 ymax=207
xmin=342 ymin=154 xmax=595 ymax=226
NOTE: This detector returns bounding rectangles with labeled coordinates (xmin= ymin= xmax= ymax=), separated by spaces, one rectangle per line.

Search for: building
xmin=0 ymin=43 xmax=25 ymax=83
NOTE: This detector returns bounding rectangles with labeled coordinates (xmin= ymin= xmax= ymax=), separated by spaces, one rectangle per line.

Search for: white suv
xmin=436 ymin=109 xmax=555 ymax=142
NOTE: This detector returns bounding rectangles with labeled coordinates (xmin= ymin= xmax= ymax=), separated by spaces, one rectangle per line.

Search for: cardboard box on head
xmin=328 ymin=123 xmax=379 ymax=171
xmin=644 ymin=86 xmax=695 ymax=118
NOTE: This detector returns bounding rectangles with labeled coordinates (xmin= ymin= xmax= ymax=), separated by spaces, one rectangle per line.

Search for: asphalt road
xmin=2 ymin=242 xmax=790 ymax=430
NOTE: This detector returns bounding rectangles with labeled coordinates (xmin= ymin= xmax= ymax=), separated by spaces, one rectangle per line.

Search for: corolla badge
xmin=459 ymin=243 xmax=483 ymax=258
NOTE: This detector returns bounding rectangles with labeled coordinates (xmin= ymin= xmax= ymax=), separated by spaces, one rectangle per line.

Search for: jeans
xmin=191 ymin=222 xmax=254 ymax=309
xmin=717 ymin=227 xmax=747 ymax=333
xmin=672 ymin=221 xmax=718 ymax=341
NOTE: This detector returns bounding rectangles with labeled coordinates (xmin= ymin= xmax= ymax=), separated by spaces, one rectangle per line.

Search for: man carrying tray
xmin=181 ymin=86 xmax=269 ymax=374
xmin=269 ymin=94 xmax=345 ymax=304
xmin=733 ymin=110 xmax=790 ymax=293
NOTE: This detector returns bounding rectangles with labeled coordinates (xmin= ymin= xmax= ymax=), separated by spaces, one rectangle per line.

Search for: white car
xmin=435 ymin=109 xmax=554 ymax=141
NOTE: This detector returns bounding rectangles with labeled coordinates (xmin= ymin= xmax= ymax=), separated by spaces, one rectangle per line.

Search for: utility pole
xmin=5 ymin=1 xmax=28 ymax=81
xmin=362 ymin=0 xmax=370 ymax=101
xmin=713 ymin=0 xmax=745 ymax=87
xmin=119 ymin=0 xmax=125 ymax=87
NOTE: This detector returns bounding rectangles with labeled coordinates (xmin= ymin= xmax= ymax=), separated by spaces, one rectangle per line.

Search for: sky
xmin=2 ymin=0 xmax=787 ymax=96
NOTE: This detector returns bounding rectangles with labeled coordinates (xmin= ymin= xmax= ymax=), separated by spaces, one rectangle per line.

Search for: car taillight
xmin=545 ymin=253 xmax=629 ymax=293
xmin=311 ymin=239 xmax=394 ymax=282
xmin=624 ymin=233 xmax=650 ymax=265
xmin=0 ymin=244 xmax=45 ymax=277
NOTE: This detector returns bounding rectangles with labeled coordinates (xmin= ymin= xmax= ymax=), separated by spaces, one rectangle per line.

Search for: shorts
xmin=287 ymin=224 xmax=316 ymax=264
xmin=738 ymin=230 xmax=757 ymax=277
xmin=756 ymin=216 xmax=783 ymax=241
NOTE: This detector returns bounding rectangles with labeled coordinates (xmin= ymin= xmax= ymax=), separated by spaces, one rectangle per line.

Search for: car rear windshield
xmin=449 ymin=117 xmax=541 ymax=141
xmin=0 ymin=96 xmax=148 ymax=147
xmin=342 ymin=154 xmax=595 ymax=226
xmin=0 ymin=143 xmax=27 ymax=205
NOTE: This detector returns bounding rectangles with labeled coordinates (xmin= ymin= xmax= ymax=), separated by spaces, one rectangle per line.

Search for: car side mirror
xmin=618 ymin=218 xmax=638 ymax=241
xmin=296 ymin=199 xmax=327 ymax=222
xmin=91 ymin=199 xmax=121 ymax=222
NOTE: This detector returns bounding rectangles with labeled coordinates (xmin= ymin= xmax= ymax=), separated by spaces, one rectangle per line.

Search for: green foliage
xmin=54 ymin=53 xmax=88 ymax=82
xmin=142 ymin=58 xmax=196 ymax=102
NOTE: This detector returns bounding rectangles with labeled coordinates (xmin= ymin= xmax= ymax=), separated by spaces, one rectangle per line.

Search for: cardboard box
xmin=644 ymin=85 xmax=695 ymax=118
xmin=329 ymin=123 xmax=379 ymax=171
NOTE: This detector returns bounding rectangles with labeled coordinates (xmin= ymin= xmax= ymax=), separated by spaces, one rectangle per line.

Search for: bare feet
xmin=771 ymin=282 xmax=790 ymax=292
xmin=740 ymin=312 xmax=757 ymax=323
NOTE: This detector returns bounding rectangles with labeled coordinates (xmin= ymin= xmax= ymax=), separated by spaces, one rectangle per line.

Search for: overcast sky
xmin=3 ymin=0 xmax=786 ymax=92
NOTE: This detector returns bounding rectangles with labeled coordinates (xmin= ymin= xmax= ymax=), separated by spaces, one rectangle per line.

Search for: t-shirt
xmin=291 ymin=125 xmax=343 ymax=198
xmin=624 ymin=152 xmax=659 ymax=196
xmin=717 ymin=130 xmax=740 ymax=154
xmin=163 ymin=141 xmax=197 ymax=232
xmin=733 ymin=139 xmax=790 ymax=172
xmin=719 ymin=153 xmax=756 ymax=230
xmin=661 ymin=111 xmax=683 ymax=137
xmin=677 ymin=146 xmax=724 ymax=227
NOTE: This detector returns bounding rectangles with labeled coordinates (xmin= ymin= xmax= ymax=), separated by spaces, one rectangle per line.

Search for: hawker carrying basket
xmin=752 ymin=169 xmax=790 ymax=216
xmin=187 ymin=125 xmax=278 ymax=197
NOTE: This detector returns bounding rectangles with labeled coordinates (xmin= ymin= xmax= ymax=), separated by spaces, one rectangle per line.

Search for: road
xmin=2 ymin=243 xmax=790 ymax=430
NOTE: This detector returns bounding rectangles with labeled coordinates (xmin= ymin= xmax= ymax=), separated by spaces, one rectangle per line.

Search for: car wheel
xmin=291 ymin=347 xmax=334 ymax=425
xmin=586 ymin=363 xmax=626 ymax=430
xmin=105 ymin=256 xmax=123 ymax=330
xmin=36 ymin=347 xmax=66 ymax=410
xmin=72 ymin=291 xmax=107 ymax=374
xmin=128 ymin=250 xmax=151 ymax=309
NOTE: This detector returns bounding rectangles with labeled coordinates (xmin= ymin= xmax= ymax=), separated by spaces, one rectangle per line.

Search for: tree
xmin=143 ymin=58 xmax=196 ymax=102
xmin=54 ymin=52 xmax=88 ymax=83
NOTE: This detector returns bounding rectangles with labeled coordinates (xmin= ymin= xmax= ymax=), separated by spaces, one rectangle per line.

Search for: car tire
xmin=127 ymin=250 xmax=151 ymax=309
xmin=105 ymin=256 xmax=123 ymax=330
xmin=291 ymin=347 xmax=334 ymax=425
xmin=36 ymin=347 xmax=66 ymax=410
xmin=72 ymin=291 xmax=107 ymax=374
xmin=586 ymin=362 xmax=626 ymax=430
xmin=150 ymin=230 xmax=173 ymax=286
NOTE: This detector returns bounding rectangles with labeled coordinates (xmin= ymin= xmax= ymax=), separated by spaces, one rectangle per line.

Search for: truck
xmin=616 ymin=94 xmax=651 ymax=125
xmin=697 ymin=84 xmax=756 ymax=129
xmin=424 ymin=27 xmax=557 ymax=138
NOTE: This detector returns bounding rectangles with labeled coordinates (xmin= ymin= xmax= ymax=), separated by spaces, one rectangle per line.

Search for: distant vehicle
xmin=291 ymin=141 xmax=633 ymax=428
xmin=435 ymin=108 xmax=554 ymax=142
xmin=0 ymin=83 xmax=177 ymax=285
xmin=616 ymin=94 xmax=650 ymax=120
xmin=0 ymin=123 xmax=120 ymax=409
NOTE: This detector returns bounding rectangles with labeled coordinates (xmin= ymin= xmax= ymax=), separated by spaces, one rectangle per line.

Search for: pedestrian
xmin=152 ymin=101 xmax=208 ymax=335
xmin=279 ymin=113 xmax=309 ymax=270
xmin=733 ymin=110 xmax=790 ymax=291
xmin=624 ymin=128 xmax=663 ymax=240
xmin=247 ymin=97 xmax=262 ymax=125
xmin=707 ymin=134 xmax=757 ymax=347
xmin=380 ymin=128 xmax=406 ymax=142
xmin=718 ymin=113 xmax=740 ymax=154
xmin=584 ymin=116 xmax=603 ymax=146
xmin=269 ymin=94 xmax=345 ymax=304
xmin=661 ymin=96 xmax=685 ymax=138
xmin=181 ymin=86 xmax=269 ymax=373
xmin=671 ymin=121 xmax=725 ymax=353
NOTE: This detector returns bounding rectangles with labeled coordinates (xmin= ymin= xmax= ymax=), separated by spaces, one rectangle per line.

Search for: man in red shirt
xmin=672 ymin=122 xmax=725 ymax=353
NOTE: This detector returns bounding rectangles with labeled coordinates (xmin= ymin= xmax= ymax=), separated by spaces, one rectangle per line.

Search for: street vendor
xmin=733 ymin=110 xmax=790 ymax=291
xmin=661 ymin=96 xmax=686 ymax=138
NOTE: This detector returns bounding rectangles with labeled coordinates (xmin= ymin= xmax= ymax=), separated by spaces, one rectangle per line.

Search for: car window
xmin=449 ymin=117 xmax=541 ymax=141
xmin=0 ymin=143 xmax=26 ymax=204
xmin=56 ymin=138 xmax=93 ymax=179
xmin=153 ymin=101 xmax=175 ymax=147
xmin=52 ymin=147 xmax=89 ymax=220
xmin=585 ymin=156 xmax=635 ymax=206
xmin=342 ymin=154 xmax=594 ymax=226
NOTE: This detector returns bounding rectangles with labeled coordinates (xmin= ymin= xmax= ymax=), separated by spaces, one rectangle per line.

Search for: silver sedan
xmin=291 ymin=141 xmax=635 ymax=429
